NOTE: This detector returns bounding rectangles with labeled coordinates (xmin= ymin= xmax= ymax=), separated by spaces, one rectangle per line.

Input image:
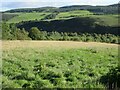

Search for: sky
xmin=0 ymin=0 xmax=119 ymax=11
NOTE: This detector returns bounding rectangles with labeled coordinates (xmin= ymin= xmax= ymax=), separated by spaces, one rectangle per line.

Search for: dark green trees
xmin=2 ymin=23 xmax=119 ymax=44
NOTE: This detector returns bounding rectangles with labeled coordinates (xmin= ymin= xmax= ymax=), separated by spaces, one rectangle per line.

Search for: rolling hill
xmin=4 ymin=3 xmax=119 ymax=14
xmin=2 ymin=3 xmax=119 ymax=40
xmin=2 ymin=3 xmax=119 ymax=26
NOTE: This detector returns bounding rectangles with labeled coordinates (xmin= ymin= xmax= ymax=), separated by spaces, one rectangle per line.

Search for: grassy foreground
xmin=2 ymin=41 xmax=119 ymax=88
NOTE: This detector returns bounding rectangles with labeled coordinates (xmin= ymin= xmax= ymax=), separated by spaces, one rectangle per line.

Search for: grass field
xmin=6 ymin=12 xmax=51 ymax=23
xmin=55 ymin=10 xmax=93 ymax=19
xmin=2 ymin=41 xmax=119 ymax=88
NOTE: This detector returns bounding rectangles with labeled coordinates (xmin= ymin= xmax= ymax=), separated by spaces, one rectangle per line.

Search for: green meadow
xmin=2 ymin=41 xmax=119 ymax=88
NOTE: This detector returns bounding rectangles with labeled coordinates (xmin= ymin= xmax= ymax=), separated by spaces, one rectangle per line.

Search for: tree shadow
xmin=16 ymin=17 xmax=119 ymax=35
xmin=99 ymin=66 xmax=120 ymax=89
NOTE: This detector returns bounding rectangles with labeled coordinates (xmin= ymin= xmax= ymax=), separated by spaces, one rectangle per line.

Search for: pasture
xmin=2 ymin=41 xmax=119 ymax=88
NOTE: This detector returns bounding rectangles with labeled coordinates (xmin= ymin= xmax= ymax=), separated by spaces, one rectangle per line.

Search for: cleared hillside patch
xmin=90 ymin=15 xmax=119 ymax=26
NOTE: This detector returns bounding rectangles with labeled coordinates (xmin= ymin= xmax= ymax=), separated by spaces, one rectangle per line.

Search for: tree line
xmin=2 ymin=23 xmax=119 ymax=44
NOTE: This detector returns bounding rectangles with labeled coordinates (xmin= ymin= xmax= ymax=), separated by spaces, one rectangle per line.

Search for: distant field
xmin=2 ymin=41 xmax=119 ymax=88
xmin=6 ymin=12 xmax=51 ymax=23
xmin=55 ymin=10 xmax=93 ymax=19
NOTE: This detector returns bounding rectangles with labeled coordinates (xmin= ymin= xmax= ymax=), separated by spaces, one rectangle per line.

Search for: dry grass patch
xmin=2 ymin=40 xmax=119 ymax=50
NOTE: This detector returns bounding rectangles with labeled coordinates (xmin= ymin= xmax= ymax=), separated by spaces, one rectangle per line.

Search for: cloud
xmin=1 ymin=1 xmax=57 ymax=11
xmin=59 ymin=0 xmax=119 ymax=5
xmin=1 ymin=0 xmax=54 ymax=2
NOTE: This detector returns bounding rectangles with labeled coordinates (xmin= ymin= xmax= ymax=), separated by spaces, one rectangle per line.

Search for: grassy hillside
xmin=55 ymin=10 xmax=93 ymax=19
xmin=90 ymin=15 xmax=119 ymax=26
xmin=2 ymin=5 xmax=119 ymax=40
xmin=3 ymin=10 xmax=93 ymax=23
xmin=2 ymin=41 xmax=119 ymax=88
xmin=2 ymin=3 xmax=119 ymax=25
xmin=3 ymin=11 xmax=119 ymax=27
xmin=55 ymin=13 xmax=118 ymax=27
xmin=6 ymin=12 xmax=51 ymax=23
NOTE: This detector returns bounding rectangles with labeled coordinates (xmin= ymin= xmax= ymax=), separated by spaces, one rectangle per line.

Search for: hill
xmin=5 ymin=7 xmax=57 ymax=13
xmin=4 ymin=3 xmax=119 ymax=14
xmin=2 ymin=3 xmax=119 ymax=27
xmin=2 ymin=11 xmax=119 ymax=27
xmin=2 ymin=3 xmax=119 ymax=42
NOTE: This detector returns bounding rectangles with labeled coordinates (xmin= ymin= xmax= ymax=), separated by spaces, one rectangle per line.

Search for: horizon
xmin=0 ymin=0 xmax=119 ymax=11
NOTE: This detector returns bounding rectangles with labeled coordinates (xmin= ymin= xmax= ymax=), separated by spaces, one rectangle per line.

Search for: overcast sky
xmin=0 ymin=0 xmax=119 ymax=11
